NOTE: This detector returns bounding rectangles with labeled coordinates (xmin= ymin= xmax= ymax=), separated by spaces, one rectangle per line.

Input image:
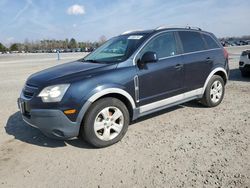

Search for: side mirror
xmin=140 ymin=51 xmax=158 ymax=64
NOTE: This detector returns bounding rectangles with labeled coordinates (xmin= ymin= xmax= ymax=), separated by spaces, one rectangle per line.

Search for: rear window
xmin=203 ymin=34 xmax=220 ymax=49
xmin=179 ymin=31 xmax=206 ymax=53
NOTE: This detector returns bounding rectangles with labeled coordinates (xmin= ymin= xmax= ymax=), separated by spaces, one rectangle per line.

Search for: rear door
xmin=202 ymin=33 xmax=225 ymax=68
xmin=178 ymin=31 xmax=213 ymax=91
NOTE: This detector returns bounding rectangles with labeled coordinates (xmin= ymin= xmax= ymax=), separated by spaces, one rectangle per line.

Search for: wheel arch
xmin=98 ymin=93 xmax=134 ymax=121
xmin=214 ymin=71 xmax=227 ymax=85
xmin=202 ymin=67 xmax=228 ymax=94
xmin=76 ymin=88 xmax=136 ymax=125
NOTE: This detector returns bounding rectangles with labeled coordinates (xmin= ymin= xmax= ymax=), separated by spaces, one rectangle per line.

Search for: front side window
xmin=83 ymin=34 xmax=147 ymax=63
xmin=179 ymin=31 xmax=206 ymax=53
xmin=202 ymin=34 xmax=220 ymax=49
xmin=139 ymin=32 xmax=177 ymax=59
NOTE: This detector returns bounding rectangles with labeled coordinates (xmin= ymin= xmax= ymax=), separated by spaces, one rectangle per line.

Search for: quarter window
xmin=203 ymin=34 xmax=220 ymax=49
xmin=140 ymin=32 xmax=177 ymax=59
xmin=179 ymin=31 xmax=206 ymax=53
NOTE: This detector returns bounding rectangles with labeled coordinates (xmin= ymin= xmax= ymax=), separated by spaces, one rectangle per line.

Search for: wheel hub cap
xmin=94 ymin=106 xmax=124 ymax=141
xmin=210 ymin=80 xmax=223 ymax=103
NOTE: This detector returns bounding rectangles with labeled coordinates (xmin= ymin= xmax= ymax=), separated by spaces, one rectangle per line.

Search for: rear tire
xmin=80 ymin=97 xmax=129 ymax=148
xmin=201 ymin=75 xmax=225 ymax=107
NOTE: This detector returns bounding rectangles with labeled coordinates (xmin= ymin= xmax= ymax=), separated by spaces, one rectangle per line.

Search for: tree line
xmin=219 ymin=35 xmax=250 ymax=41
xmin=1 ymin=34 xmax=250 ymax=53
xmin=0 ymin=36 xmax=107 ymax=53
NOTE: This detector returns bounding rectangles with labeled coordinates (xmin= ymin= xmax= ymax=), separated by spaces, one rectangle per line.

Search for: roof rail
xmin=155 ymin=25 xmax=202 ymax=31
xmin=185 ymin=26 xmax=202 ymax=31
xmin=155 ymin=25 xmax=181 ymax=30
xmin=121 ymin=29 xmax=143 ymax=35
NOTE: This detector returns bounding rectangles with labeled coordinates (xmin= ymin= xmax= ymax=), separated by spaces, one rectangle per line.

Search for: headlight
xmin=38 ymin=84 xmax=70 ymax=103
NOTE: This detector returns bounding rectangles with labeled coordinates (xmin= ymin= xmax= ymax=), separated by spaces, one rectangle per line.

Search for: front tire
xmin=201 ymin=75 xmax=225 ymax=107
xmin=80 ymin=97 xmax=129 ymax=148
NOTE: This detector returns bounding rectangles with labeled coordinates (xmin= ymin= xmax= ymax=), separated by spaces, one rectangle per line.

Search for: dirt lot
xmin=0 ymin=47 xmax=249 ymax=188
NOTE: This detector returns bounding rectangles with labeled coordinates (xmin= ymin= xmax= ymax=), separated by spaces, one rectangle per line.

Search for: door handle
xmin=175 ymin=64 xmax=183 ymax=69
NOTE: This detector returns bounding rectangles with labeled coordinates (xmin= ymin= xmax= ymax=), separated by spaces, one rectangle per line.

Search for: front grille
xmin=23 ymin=90 xmax=34 ymax=99
xmin=26 ymin=83 xmax=38 ymax=88
xmin=22 ymin=84 xmax=38 ymax=99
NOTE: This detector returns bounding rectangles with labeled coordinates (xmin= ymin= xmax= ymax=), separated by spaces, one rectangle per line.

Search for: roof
xmin=121 ymin=26 xmax=205 ymax=36
xmin=121 ymin=29 xmax=155 ymax=35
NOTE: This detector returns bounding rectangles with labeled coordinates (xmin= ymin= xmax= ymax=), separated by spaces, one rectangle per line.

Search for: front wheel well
xmin=97 ymin=93 xmax=134 ymax=121
xmin=78 ymin=93 xmax=134 ymax=138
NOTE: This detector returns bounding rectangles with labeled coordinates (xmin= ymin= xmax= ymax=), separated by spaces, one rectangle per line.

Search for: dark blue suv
xmin=18 ymin=27 xmax=229 ymax=147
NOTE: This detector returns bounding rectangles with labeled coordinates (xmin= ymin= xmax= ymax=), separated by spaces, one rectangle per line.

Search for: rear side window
xmin=178 ymin=31 xmax=206 ymax=53
xmin=140 ymin=32 xmax=177 ymax=59
xmin=202 ymin=34 xmax=220 ymax=49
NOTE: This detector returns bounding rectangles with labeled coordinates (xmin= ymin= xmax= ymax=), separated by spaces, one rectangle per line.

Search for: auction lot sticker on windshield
xmin=128 ymin=35 xmax=143 ymax=40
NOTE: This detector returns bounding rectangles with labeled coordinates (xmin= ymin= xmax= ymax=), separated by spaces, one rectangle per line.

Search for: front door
xmin=136 ymin=31 xmax=184 ymax=106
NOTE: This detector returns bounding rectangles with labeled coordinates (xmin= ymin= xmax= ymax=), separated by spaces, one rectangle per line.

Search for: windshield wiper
xmin=81 ymin=59 xmax=102 ymax=63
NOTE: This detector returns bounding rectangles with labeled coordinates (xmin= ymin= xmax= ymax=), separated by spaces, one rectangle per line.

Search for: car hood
xmin=26 ymin=60 xmax=118 ymax=86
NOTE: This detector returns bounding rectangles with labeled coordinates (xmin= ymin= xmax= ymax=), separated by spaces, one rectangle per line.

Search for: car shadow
xmin=131 ymin=105 xmax=182 ymax=125
xmin=5 ymin=112 xmax=94 ymax=149
xmin=180 ymin=100 xmax=207 ymax=108
xmin=229 ymin=68 xmax=250 ymax=82
xmin=131 ymin=100 xmax=206 ymax=124
xmin=6 ymin=101 xmax=206 ymax=149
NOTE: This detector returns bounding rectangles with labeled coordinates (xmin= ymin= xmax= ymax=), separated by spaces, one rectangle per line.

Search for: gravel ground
xmin=0 ymin=47 xmax=249 ymax=188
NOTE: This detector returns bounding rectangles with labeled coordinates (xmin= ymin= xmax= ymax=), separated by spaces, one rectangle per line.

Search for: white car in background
xmin=239 ymin=50 xmax=250 ymax=77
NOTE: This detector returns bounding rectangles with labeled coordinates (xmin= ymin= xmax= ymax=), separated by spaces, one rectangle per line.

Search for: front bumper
xmin=240 ymin=64 xmax=250 ymax=72
xmin=18 ymin=99 xmax=80 ymax=139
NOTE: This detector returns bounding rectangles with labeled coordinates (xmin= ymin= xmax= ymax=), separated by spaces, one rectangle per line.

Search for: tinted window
xmin=179 ymin=31 xmax=206 ymax=53
xmin=140 ymin=32 xmax=177 ymax=59
xmin=203 ymin=34 xmax=220 ymax=49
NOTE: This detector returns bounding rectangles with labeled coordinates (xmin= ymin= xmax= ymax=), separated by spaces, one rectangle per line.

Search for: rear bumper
xmin=21 ymin=109 xmax=80 ymax=139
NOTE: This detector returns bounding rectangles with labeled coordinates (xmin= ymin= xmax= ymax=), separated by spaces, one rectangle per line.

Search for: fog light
xmin=64 ymin=109 xmax=77 ymax=115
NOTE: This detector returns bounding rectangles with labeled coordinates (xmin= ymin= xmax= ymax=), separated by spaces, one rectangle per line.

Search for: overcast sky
xmin=0 ymin=0 xmax=249 ymax=44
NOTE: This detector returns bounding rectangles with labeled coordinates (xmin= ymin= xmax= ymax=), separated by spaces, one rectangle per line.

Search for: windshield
xmin=83 ymin=34 xmax=147 ymax=63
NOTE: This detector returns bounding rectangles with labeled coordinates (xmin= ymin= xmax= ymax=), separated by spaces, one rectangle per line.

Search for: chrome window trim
xmin=132 ymin=29 xmax=222 ymax=65
xmin=158 ymin=48 xmax=221 ymax=61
